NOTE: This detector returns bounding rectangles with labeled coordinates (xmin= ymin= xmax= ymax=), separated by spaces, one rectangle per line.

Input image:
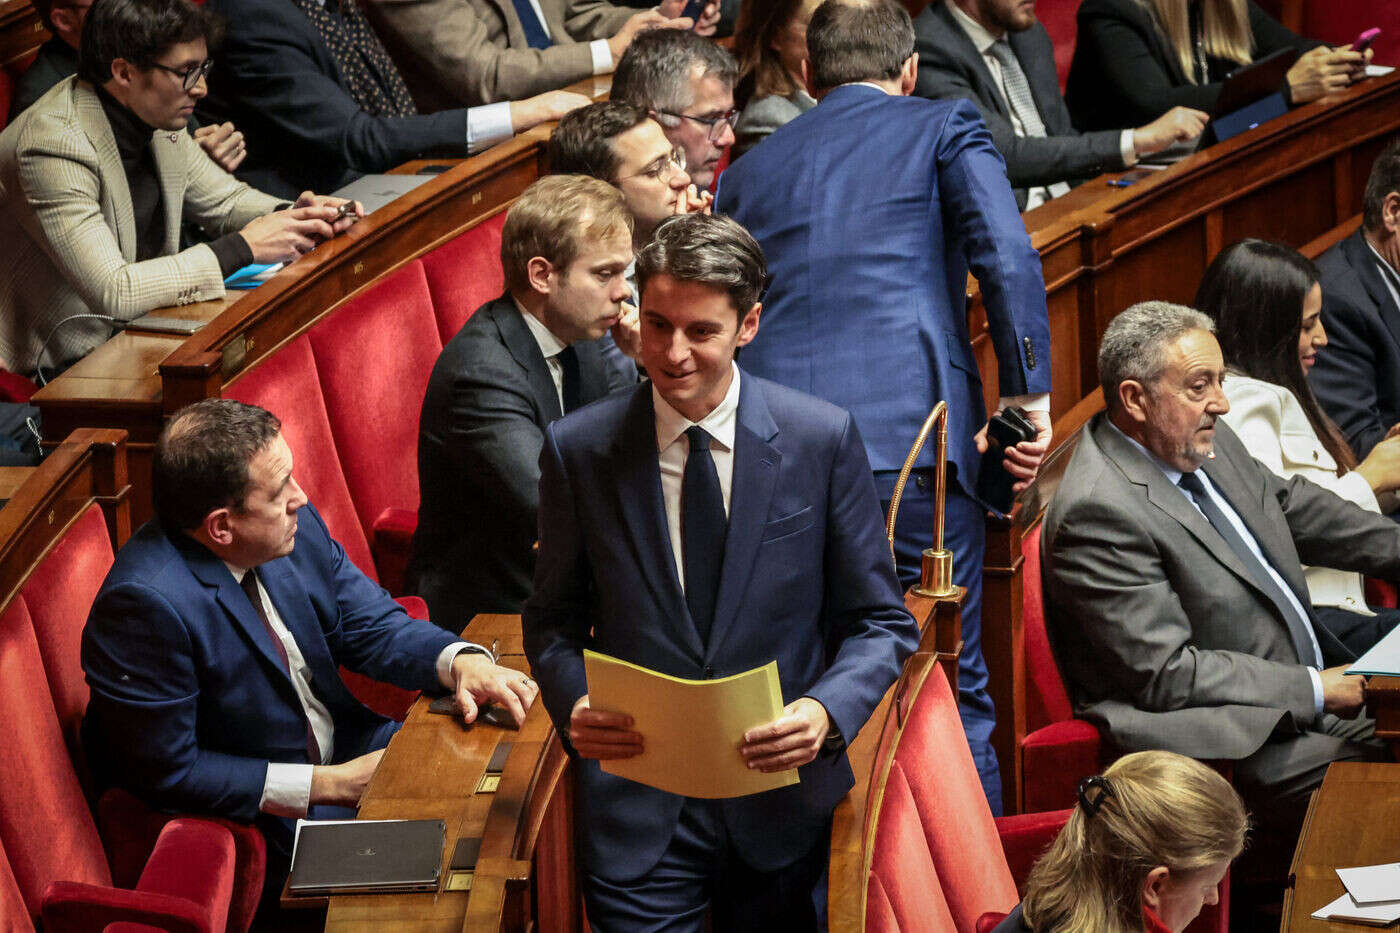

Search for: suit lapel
xmin=1093 ymin=418 xmax=1266 ymax=592
xmin=485 ymin=0 xmax=528 ymax=47
xmin=492 ymin=295 xmax=564 ymax=423
xmin=615 ymin=388 xmax=701 ymax=657
xmin=705 ymin=378 xmax=780 ymax=661
xmin=257 ymin=558 xmax=340 ymax=693
xmin=74 ymin=82 xmax=137 ymax=259
xmin=1343 ymin=232 xmax=1400 ymax=351
xmin=932 ymin=3 xmax=1010 ymax=118
xmin=177 ymin=536 xmax=298 ymax=692
xmin=149 ymin=130 xmax=187 ymax=256
xmin=575 ymin=339 xmax=613 ymax=406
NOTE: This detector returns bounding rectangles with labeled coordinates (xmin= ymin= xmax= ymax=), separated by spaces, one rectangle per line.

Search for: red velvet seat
xmin=0 ymin=597 xmax=235 ymax=933
xmin=1036 ymin=0 xmax=1079 ymax=90
xmin=307 ymin=261 xmax=442 ymax=597
xmin=421 ymin=212 xmax=507 ymax=344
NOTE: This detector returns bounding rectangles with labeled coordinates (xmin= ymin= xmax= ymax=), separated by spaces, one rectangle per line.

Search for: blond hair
xmin=500 ymin=175 xmax=633 ymax=295
xmin=1021 ymin=752 xmax=1247 ymax=933
xmin=1140 ymin=0 xmax=1252 ymax=83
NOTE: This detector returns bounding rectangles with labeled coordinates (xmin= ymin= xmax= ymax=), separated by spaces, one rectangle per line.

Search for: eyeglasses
xmin=619 ymin=147 xmax=688 ymax=182
xmin=656 ymin=108 xmax=739 ymax=144
xmin=150 ymin=58 xmax=213 ymax=92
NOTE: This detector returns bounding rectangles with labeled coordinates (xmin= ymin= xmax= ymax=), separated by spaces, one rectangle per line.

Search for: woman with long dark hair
xmin=1197 ymin=238 xmax=1400 ymax=653
xmin=729 ymin=0 xmax=820 ymax=158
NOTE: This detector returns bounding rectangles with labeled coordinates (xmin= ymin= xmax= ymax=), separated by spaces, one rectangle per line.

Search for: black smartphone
xmin=976 ymin=407 xmax=1036 ymax=516
xmin=680 ymin=0 xmax=705 ymax=22
xmin=427 ymin=697 xmax=519 ymax=730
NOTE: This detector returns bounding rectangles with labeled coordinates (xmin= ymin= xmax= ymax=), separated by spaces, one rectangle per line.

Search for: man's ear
xmin=1140 ymin=866 xmax=1170 ymax=913
xmin=735 ymin=302 xmax=762 ymax=348
xmin=108 ymin=56 xmax=135 ymax=90
xmin=1383 ymin=190 xmax=1400 ymax=237
xmin=201 ymin=507 xmax=234 ymax=548
xmin=899 ymin=53 xmax=919 ymax=96
xmin=525 ymin=256 xmax=556 ymax=297
xmin=800 ymin=58 xmax=820 ymax=99
xmin=49 ymin=7 xmax=81 ymax=46
xmin=1119 ymin=379 xmax=1151 ymax=425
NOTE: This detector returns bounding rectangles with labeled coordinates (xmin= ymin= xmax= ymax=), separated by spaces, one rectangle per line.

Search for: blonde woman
xmin=730 ymin=0 xmax=822 ymax=158
xmin=1065 ymin=0 xmax=1367 ymax=132
xmin=993 ymin=752 xmax=1247 ymax=933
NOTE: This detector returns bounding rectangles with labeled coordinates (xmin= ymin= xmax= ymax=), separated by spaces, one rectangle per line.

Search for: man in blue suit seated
xmin=82 ymin=398 xmax=539 ymax=911
xmin=715 ymin=0 xmax=1053 ymax=813
xmin=524 ymin=213 xmax=919 ymax=930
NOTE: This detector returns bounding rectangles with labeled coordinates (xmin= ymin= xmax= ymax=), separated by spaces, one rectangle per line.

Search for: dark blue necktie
xmin=557 ymin=345 xmax=581 ymax=413
xmin=1176 ymin=471 xmax=1321 ymax=666
xmin=510 ymin=0 xmax=552 ymax=49
xmin=682 ymin=426 xmax=726 ymax=645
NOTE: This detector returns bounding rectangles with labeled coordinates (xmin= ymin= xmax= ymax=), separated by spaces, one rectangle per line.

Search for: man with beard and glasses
xmin=1042 ymin=300 xmax=1397 ymax=871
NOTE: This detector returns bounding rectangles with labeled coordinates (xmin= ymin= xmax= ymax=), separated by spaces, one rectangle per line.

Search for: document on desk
xmin=1312 ymin=892 xmax=1400 ymax=925
xmin=583 ymin=650 xmax=798 ymax=799
xmin=1347 ymin=623 xmax=1400 ymax=676
xmin=1338 ymin=863 xmax=1400 ymax=904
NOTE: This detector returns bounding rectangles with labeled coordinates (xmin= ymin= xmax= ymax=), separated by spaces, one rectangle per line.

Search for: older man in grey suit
xmin=1043 ymin=301 xmax=1392 ymax=849
xmin=0 ymin=0 xmax=356 ymax=377
xmin=366 ymin=0 xmax=718 ymax=111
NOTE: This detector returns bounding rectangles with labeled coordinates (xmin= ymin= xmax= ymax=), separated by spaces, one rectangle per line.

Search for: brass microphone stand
xmin=884 ymin=402 xmax=957 ymax=598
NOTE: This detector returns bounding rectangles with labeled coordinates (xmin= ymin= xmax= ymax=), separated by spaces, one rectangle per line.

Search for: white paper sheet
xmin=1338 ymin=863 xmax=1400 ymax=904
xmin=1312 ymin=891 xmax=1400 ymax=925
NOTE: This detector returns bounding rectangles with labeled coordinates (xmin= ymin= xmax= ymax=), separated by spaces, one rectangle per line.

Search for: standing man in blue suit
xmin=715 ymin=0 xmax=1053 ymax=813
xmin=82 ymin=398 xmax=538 ymax=914
xmin=524 ymin=214 xmax=918 ymax=930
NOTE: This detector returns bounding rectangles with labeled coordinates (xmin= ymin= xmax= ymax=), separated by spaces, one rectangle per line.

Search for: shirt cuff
xmin=210 ymin=232 xmax=255 ymax=278
xmin=466 ymin=102 xmax=515 ymax=155
xmin=1120 ymin=129 xmax=1138 ymax=166
xmin=1308 ymin=666 xmax=1325 ymax=716
xmin=590 ymin=38 xmax=614 ymax=75
xmin=437 ymin=641 xmax=495 ymax=690
xmin=998 ymin=393 xmax=1050 ymax=414
xmin=260 ymin=762 xmax=314 ymax=818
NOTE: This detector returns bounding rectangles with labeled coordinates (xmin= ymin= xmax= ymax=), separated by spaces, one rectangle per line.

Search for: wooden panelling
xmin=0 ymin=0 xmax=46 ymax=70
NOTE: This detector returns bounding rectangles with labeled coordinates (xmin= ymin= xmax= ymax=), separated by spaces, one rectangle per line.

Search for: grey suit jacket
xmin=366 ymin=0 xmax=633 ymax=110
xmin=0 ymin=77 xmax=280 ymax=374
xmin=913 ymin=0 xmax=1126 ymax=211
xmin=731 ymin=89 xmax=816 ymax=160
xmin=1042 ymin=414 xmax=1400 ymax=761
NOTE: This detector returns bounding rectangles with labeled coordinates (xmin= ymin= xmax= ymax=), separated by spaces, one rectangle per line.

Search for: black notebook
xmin=287 ymin=819 xmax=445 ymax=896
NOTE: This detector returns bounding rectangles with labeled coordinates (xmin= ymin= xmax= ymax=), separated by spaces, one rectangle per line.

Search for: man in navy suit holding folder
xmin=524 ymin=213 xmax=918 ymax=930
xmin=715 ymin=0 xmax=1053 ymax=812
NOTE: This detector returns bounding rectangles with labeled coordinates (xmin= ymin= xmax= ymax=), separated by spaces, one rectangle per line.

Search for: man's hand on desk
xmin=451 ymin=652 xmax=537 ymax=727
xmin=238 ymin=203 xmax=347 ymax=264
xmin=193 ymin=121 xmax=247 ymax=173
xmin=1287 ymin=45 xmax=1371 ymax=105
xmin=569 ymin=695 xmax=644 ymax=759
xmin=740 ymin=697 xmax=831 ymax=773
xmin=310 ymin=748 xmax=385 ymax=806
xmin=509 ymin=91 xmax=593 ymax=134
xmin=1320 ymin=664 xmax=1368 ymax=716
xmin=293 ymin=191 xmax=363 ymax=236
xmin=1131 ymin=106 xmax=1209 ymax=158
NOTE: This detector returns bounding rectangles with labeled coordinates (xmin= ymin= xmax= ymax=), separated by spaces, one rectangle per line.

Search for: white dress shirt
xmin=1366 ymin=238 xmax=1400 ymax=316
xmin=517 ymin=0 xmax=615 ymax=76
xmin=944 ymin=0 xmax=1135 ymax=210
xmin=518 ymin=301 xmax=569 ymax=412
xmin=226 ymin=562 xmax=476 ymax=817
xmin=1106 ymin=423 xmax=1327 ymax=714
xmin=654 ymin=363 xmax=741 ymax=591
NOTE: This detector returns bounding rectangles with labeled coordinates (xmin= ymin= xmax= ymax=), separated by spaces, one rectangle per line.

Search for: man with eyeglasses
xmin=8 ymin=0 xmax=249 ymax=177
xmin=611 ymin=28 xmax=739 ymax=192
xmin=0 ymin=0 xmax=360 ymax=378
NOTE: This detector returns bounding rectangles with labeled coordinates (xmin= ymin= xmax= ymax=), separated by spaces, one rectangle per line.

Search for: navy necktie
xmin=558 ymin=345 xmax=581 ymax=413
xmin=240 ymin=569 xmax=323 ymax=764
xmin=509 ymin=0 xmax=552 ymax=49
xmin=1176 ymin=471 xmax=1321 ymax=666
xmin=682 ymin=426 xmax=726 ymax=645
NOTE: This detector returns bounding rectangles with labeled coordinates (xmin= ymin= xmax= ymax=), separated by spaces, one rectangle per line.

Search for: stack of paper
xmin=1347 ymin=624 xmax=1400 ymax=676
xmin=1313 ymin=863 xmax=1400 ymax=925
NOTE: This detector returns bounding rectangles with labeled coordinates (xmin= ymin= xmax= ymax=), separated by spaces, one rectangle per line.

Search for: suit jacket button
xmin=703 ymin=666 xmax=715 ymax=678
xmin=1023 ymin=336 xmax=1037 ymax=370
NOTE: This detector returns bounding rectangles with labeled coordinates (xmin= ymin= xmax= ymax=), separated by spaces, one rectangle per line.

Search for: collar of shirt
xmin=515 ymin=299 xmax=568 ymax=359
xmin=1364 ymin=237 xmax=1400 ymax=297
xmin=945 ymin=0 xmax=1004 ymax=53
xmin=223 ymin=559 xmax=250 ymax=583
xmin=838 ymin=81 xmax=892 ymax=95
xmin=653 ymin=362 xmax=741 ymax=455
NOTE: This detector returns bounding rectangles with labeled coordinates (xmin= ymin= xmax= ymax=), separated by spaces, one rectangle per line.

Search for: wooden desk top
xmin=1283 ymin=762 xmax=1400 ymax=930
xmin=321 ymin=615 xmax=533 ymax=933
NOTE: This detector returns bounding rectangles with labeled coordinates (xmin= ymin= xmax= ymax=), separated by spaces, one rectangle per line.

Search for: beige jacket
xmin=1220 ymin=371 xmax=1391 ymax=613
xmin=365 ymin=0 xmax=633 ymax=110
xmin=0 ymin=77 xmax=281 ymax=374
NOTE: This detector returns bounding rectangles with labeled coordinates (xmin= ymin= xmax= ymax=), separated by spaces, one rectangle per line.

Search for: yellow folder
xmin=583 ymin=650 xmax=800 ymax=799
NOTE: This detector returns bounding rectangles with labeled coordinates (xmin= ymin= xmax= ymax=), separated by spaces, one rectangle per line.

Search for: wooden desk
xmin=1283 ymin=762 xmax=1400 ymax=930
xmin=1365 ymin=676 xmax=1400 ymax=745
xmin=0 ymin=0 xmax=45 ymax=70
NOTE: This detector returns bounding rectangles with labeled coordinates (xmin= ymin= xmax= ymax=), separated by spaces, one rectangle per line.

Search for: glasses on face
xmin=150 ymin=58 xmax=214 ymax=92
xmin=656 ymin=108 xmax=739 ymax=144
xmin=619 ymin=147 xmax=688 ymax=183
